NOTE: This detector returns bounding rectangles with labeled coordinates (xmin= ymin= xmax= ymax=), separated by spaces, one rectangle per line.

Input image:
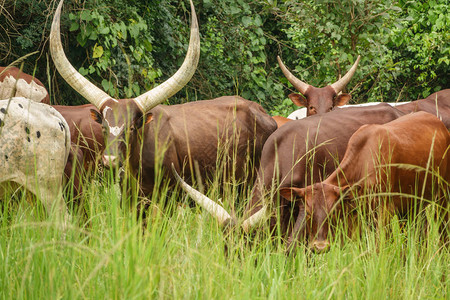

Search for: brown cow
xmin=172 ymin=104 xmax=405 ymax=236
xmin=52 ymin=104 xmax=104 ymax=197
xmin=0 ymin=66 xmax=50 ymax=104
xmin=396 ymin=89 xmax=450 ymax=128
xmin=50 ymin=0 xmax=277 ymax=199
xmin=280 ymin=112 xmax=450 ymax=253
xmin=271 ymin=55 xmax=360 ymax=127
xmin=277 ymin=55 xmax=360 ymax=117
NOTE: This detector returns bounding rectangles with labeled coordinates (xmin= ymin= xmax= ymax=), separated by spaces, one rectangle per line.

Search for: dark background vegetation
xmin=1 ymin=0 xmax=449 ymax=114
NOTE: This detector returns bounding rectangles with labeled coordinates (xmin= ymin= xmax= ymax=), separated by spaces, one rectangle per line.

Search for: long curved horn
xmin=241 ymin=205 xmax=268 ymax=233
xmin=134 ymin=0 xmax=200 ymax=113
xmin=330 ymin=55 xmax=360 ymax=93
xmin=171 ymin=164 xmax=232 ymax=227
xmin=277 ymin=56 xmax=310 ymax=95
xmin=171 ymin=164 xmax=267 ymax=233
xmin=50 ymin=0 xmax=112 ymax=109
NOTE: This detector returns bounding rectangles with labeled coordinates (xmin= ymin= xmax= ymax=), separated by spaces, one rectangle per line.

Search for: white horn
xmin=50 ymin=0 xmax=112 ymax=109
xmin=277 ymin=55 xmax=310 ymax=95
xmin=241 ymin=205 xmax=268 ymax=233
xmin=330 ymin=55 xmax=361 ymax=93
xmin=171 ymin=164 xmax=232 ymax=227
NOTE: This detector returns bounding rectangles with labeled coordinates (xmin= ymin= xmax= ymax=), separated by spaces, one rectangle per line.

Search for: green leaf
xmin=242 ymin=16 xmax=252 ymax=27
xmin=69 ymin=22 xmax=79 ymax=32
xmin=254 ymin=15 xmax=262 ymax=27
xmin=99 ymin=27 xmax=110 ymax=35
xmin=101 ymin=79 xmax=113 ymax=93
xmin=79 ymin=67 xmax=88 ymax=76
xmin=80 ymin=10 xmax=92 ymax=21
xmin=92 ymin=44 xmax=104 ymax=58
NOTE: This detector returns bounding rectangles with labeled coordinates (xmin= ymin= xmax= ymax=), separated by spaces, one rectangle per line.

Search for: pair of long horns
xmin=171 ymin=164 xmax=267 ymax=232
xmin=277 ymin=55 xmax=361 ymax=95
xmin=50 ymin=0 xmax=200 ymax=113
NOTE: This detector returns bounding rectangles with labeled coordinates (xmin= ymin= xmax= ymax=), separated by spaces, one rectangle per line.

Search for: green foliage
xmin=66 ymin=1 xmax=162 ymax=99
xmin=1 ymin=0 xmax=448 ymax=110
xmin=387 ymin=0 xmax=450 ymax=98
xmin=194 ymin=0 xmax=285 ymax=109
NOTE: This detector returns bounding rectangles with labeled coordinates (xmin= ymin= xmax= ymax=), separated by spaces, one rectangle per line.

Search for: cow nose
xmin=312 ymin=240 xmax=330 ymax=254
xmin=102 ymin=155 xmax=117 ymax=168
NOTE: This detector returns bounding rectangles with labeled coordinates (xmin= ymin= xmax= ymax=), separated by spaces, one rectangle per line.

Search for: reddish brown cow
xmin=271 ymin=115 xmax=293 ymax=128
xmin=280 ymin=112 xmax=450 ymax=253
xmin=172 ymin=104 xmax=405 ymax=236
xmin=0 ymin=66 xmax=50 ymax=104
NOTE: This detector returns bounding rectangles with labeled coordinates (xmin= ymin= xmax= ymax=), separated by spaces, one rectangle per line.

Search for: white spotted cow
xmin=0 ymin=97 xmax=71 ymax=225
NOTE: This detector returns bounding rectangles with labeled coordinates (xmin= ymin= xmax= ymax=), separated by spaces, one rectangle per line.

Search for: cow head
xmin=277 ymin=56 xmax=360 ymax=116
xmin=89 ymin=99 xmax=153 ymax=167
xmin=50 ymin=0 xmax=199 ymax=169
xmin=279 ymin=183 xmax=349 ymax=253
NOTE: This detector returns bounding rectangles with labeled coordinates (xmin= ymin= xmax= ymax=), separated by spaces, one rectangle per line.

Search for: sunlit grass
xmin=0 ymin=154 xmax=448 ymax=299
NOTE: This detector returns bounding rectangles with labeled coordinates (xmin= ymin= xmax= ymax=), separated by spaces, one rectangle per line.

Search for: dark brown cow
xmin=172 ymin=104 xmax=405 ymax=235
xmin=0 ymin=66 xmax=50 ymax=104
xmin=280 ymin=112 xmax=450 ymax=253
xmin=277 ymin=55 xmax=360 ymax=117
xmin=396 ymin=89 xmax=450 ymax=128
xmin=50 ymin=0 xmax=277 ymax=198
xmin=52 ymin=104 xmax=104 ymax=197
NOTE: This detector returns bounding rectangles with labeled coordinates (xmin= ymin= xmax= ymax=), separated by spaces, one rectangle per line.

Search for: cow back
xmin=131 ymin=96 xmax=277 ymax=195
xmin=395 ymin=89 xmax=450 ymax=128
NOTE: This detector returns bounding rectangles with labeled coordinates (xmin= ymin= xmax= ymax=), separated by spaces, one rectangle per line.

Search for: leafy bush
xmin=1 ymin=0 xmax=448 ymax=111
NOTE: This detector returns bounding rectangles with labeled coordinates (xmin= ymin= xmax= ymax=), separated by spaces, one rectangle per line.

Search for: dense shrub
xmin=1 ymin=0 xmax=448 ymax=112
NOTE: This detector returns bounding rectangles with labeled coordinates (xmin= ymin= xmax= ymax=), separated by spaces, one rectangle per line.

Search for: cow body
xmin=287 ymin=101 xmax=409 ymax=120
xmin=129 ymin=96 xmax=277 ymax=195
xmin=280 ymin=112 xmax=450 ymax=252
xmin=0 ymin=67 xmax=50 ymax=104
xmin=246 ymin=104 xmax=406 ymax=237
xmin=52 ymin=104 xmax=104 ymax=196
xmin=395 ymin=89 xmax=450 ymax=128
xmin=0 ymin=97 xmax=70 ymax=223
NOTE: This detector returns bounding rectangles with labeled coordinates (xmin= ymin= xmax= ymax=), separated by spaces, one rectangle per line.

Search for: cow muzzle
xmin=311 ymin=240 xmax=330 ymax=254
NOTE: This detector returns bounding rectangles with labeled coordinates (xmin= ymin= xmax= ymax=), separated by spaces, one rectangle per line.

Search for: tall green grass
xmin=0 ymin=86 xmax=448 ymax=298
xmin=0 ymin=156 xmax=448 ymax=299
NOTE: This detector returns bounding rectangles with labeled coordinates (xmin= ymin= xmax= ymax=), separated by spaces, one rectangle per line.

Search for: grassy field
xmin=0 ymin=163 xmax=448 ymax=300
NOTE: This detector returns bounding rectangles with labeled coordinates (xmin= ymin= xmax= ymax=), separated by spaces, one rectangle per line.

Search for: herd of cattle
xmin=0 ymin=0 xmax=448 ymax=252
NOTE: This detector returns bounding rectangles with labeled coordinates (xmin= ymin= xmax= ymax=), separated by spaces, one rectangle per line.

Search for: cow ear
xmin=135 ymin=113 xmax=153 ymax=130
xmin=279 ymin=187 xmax=306 ymax=202
xmin=336 ymin=184 xmax=358 ymax=200
xmin=288 ymin=93 xmax=308 ymax=107
xmin=334 ymin=93 xmax=351 ymax=106
xmin=90 ymin=109 xmax=102 ymax=124
xmin=145 ymin=113 xmax=153 ymax=124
